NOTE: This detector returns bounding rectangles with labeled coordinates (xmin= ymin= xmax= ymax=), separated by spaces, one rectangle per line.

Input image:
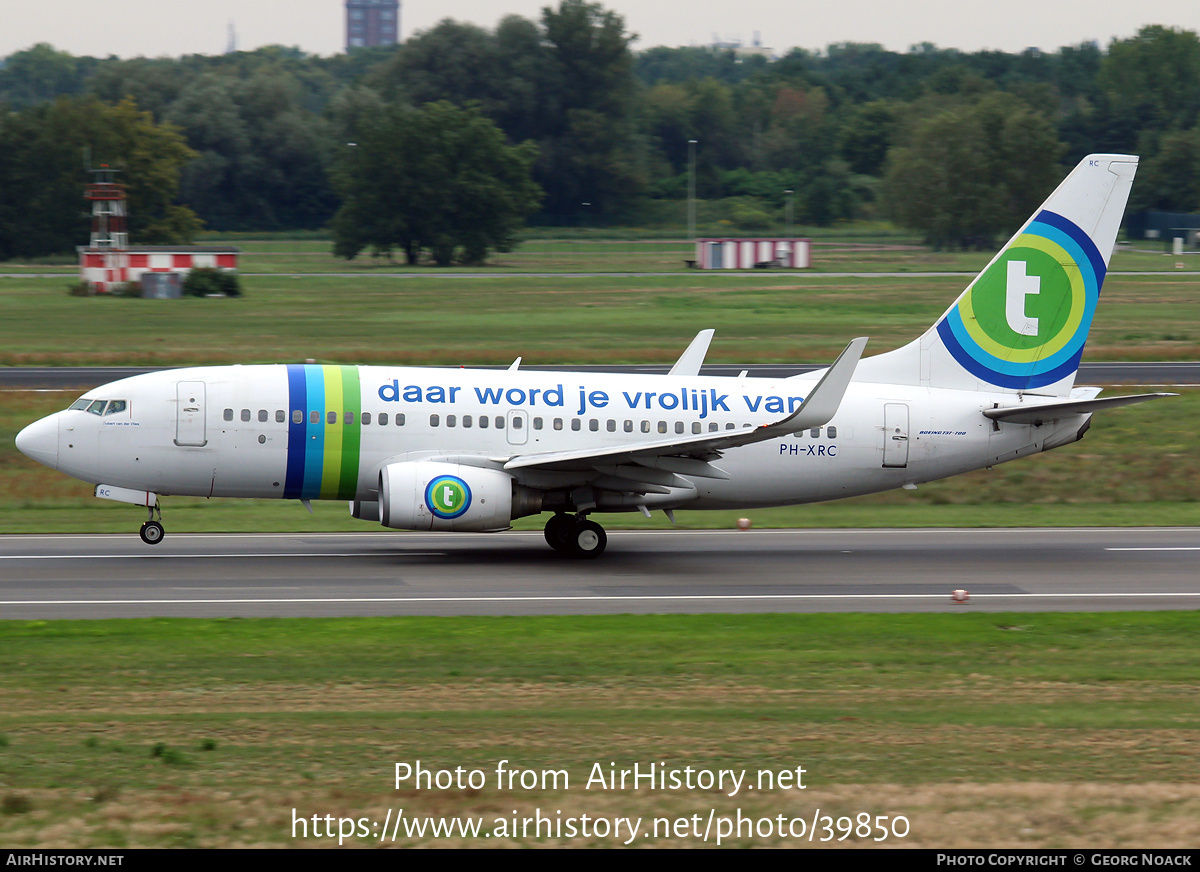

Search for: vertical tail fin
xmin=856 ymin=154 xmax=1138 ymax=395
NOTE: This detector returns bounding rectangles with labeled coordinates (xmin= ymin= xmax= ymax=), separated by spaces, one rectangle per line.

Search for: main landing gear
xmin=139 ymin=503 xmax=165 ymax=545
xmin=544 ymin=512 xmax=607 ymax=558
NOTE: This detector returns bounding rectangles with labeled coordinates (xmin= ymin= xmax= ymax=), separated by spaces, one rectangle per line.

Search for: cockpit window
xmin=71 ymin=398 xmax=128 ymax=415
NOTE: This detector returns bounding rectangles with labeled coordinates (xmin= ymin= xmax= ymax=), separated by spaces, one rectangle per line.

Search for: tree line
xmin=3 ymin=5 xmax=1200 ymax=261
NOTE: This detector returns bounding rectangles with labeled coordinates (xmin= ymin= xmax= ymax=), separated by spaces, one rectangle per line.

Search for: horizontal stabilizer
xmin=984 ymin=392 xmax=1175 ymax=425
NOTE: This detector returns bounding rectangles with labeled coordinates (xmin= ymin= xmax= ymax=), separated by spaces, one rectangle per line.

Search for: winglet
xmin=668 ymin=329 xmax=715 ymax=377
xmin=772 ymin=337 xmax=867 ymax=433
xmin=777 ymin=335 xmax=864 ymax=427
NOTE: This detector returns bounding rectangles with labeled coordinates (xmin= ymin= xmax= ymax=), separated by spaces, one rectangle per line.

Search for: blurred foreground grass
xmin=0 ymin=612 xmax=1196 ymax=847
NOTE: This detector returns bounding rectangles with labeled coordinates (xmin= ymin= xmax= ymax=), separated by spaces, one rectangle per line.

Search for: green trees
xmin=882 ymin=94 xmax=1064 ymax=248
xmin=0 ymin=43 xmax=93 ymax=107
xmin=100 ymin=98 xmax=203 ymax=244
xmin=183 ymin=267 xmax=242 ymax=297
xmin=366 ymin=1 xmax=638 ymax=223
xmin=537 ymin=0 xmax=639 ymax=221
xmin=1101 ymin=26 xmax=1200 ymax=133
xmin=1131 ymin=129 xmax=1200 ymax=212
xmin=13 ymin=15 xmax=1200 ymax=240
xmin=164 ymin=68 xmax=336 ymax=231
xmin=331 ymin=102 xmax=541 ymax=265
xmin=0 ymin=96 xmax=198 ymax=259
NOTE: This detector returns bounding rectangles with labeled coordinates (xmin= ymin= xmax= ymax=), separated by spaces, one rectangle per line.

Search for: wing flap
xmin=594 ymin=465 xmax=690 ymax=489
xmin=632 ymin=455 xmax=730 ymax=480
xmin=590 ymin=475 xmax=674 ymax=495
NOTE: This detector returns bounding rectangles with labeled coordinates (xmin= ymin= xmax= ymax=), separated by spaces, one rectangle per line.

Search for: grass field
xmin=3 ymin=269 xmax=1200 ymax=367
xmin=5 ymin=231 xmax=1199 ymax=274
xmin=0 ymin=613 xmax=1196 ymax=848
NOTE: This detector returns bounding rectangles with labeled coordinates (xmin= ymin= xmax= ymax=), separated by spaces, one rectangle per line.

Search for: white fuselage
xmin=24 ymin=364 xmax=1085 ymax=513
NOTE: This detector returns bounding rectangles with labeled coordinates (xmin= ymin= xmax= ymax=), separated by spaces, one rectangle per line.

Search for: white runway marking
xmin=0 ymin=552 xmax=442 ymax=560
xmin=1 ymin=592 xmax=1198 ymax=607
xmin=3 ymin=526 xmax=1199 ymax=542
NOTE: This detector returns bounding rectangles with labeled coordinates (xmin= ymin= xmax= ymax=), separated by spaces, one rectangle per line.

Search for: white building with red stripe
xmin=78 ymin=246 xmax=240 ymax=294
xmin=694 ymin=238 xmax=810 ymax=269
xmin=80 ymin=166 xmax=239 ymax=295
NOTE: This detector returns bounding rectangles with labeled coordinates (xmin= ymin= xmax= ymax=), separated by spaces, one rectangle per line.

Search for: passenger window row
xmin=219 ymin=407 xmax=765 ymax=438
xmin=429 ymin=416 xmax=746 ymax=434
xmin=793 ymin=426 xmax=837 ymax=438
xmin=224 ymin=409 xmax=408 ymax=426
xmin=429 ymin=415 xmax=509 ymax=429
xmin=226 ymin=408 xmax=287 ymax=423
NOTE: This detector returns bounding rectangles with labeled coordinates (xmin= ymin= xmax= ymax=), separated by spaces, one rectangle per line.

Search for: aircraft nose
xmin=15 ymin=415 xmax=59 ymax=470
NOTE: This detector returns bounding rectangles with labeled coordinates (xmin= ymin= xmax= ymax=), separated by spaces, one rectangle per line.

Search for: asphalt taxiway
xmin=0 ymin=528 xmax=1196 ymax=619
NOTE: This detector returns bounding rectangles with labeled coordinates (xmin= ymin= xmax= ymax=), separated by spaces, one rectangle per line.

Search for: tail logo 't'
xmin=936 ymin=210 xmax=1105 ymax=389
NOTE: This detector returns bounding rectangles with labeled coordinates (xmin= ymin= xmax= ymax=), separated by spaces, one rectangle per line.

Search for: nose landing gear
xmin=139 ymin=503 xmax=165 ymax=545
xmin=543 ymin=512 xmax=607 ymax=558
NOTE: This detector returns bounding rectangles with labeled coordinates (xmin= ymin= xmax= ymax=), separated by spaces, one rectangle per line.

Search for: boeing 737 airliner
xmin=16 ymin=154 xmax=1171 ymax=557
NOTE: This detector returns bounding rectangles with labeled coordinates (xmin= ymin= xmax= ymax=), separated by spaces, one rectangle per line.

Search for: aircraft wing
xmin=502 ymin=338 xmax=867 ymax=484
xmin=983 ymin=392 xmax=1175 ymax=425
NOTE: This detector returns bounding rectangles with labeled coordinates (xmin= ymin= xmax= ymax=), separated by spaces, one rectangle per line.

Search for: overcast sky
xmin=3 ymin=1 xmax=1199 ymax=60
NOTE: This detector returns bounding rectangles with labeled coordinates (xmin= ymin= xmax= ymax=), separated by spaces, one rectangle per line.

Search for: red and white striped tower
xmin=82 ymin=166 xmax=128 ymax=292
xmin=85 ymin=165 xmax=127 ymax=248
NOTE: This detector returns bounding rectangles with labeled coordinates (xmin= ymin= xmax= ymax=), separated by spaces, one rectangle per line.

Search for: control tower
xmin=85 ymin=166 xmax=128 ymax=249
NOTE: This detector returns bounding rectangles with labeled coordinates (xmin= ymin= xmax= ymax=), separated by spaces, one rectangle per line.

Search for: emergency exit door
xmin=883 ymin=403 xmax=909 ymax=468
xmin=175 ymin=381 xmax=207 ymax=447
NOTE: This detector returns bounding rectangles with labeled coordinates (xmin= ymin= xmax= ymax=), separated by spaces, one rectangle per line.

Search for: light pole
xmin=784 ymin=189 xmax=794 ymax=239
xmin=581 ymin=202 xmax=590 ymax=264
xmin=687 ymin=140 xmax=697 ymax=243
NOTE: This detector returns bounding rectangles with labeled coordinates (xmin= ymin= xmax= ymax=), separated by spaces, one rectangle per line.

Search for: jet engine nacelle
xmin=348 ymin=500 xmax=380 ymax=521
xmin=378 ymin=461 xmax=541 ymax=532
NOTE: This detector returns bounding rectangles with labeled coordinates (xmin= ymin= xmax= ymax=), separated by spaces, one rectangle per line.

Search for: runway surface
xmin=0 ymin=528 xmax=1197 ymax=619
xmin=4 ymin=362 xmax=1198 ymax=389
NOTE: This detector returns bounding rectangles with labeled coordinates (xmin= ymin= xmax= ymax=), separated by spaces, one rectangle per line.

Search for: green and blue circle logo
xmin=425 ymin=475 xmax=472 ymax=520
xmin=935 ymin=210 xmax=1105 ymax=389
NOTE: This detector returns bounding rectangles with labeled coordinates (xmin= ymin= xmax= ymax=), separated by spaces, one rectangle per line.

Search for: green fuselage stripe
xmin=337 ymin=365 xmax=361 ymax=500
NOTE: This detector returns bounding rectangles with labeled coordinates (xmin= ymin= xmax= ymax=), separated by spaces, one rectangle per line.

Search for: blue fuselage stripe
xmin=284 ymin=364 xmax=307 ymax=499
xmin=302 ymin=365 xmax=325 ymax=498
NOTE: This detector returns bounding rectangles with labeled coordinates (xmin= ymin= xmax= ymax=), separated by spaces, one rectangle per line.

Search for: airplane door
xmin=175 ymin=381 xmax=208 ymax=447
xmin=506 ymin=410 xmax=528 ymax=446
xmin=883 ymin=403 xmax=909 ymax=468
